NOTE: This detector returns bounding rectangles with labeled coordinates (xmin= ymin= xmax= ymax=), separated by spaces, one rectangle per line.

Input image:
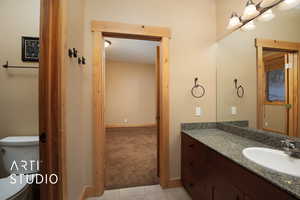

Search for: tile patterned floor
xmin=87 ymin=185 xmax=191 ymax=200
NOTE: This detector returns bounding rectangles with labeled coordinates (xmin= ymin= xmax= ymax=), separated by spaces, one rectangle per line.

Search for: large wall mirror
xmin=216 ymin=6 xmax=300 ymax=138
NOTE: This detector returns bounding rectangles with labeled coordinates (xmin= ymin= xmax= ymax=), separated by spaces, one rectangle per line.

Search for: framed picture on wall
xmin=22 ymin=36 xmax=40 ymax=62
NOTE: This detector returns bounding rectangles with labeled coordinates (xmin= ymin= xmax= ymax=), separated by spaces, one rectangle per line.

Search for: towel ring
xmin=234 ymin=79 xmax=244 ymax=98
xmin=191 ymin=78 xmax=205 ymax=98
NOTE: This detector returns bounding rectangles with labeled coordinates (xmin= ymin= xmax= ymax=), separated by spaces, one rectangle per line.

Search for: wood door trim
xmin=256 ymin=38 xmax=300 ymax=51
xmin=156 ymin=45 xmax=160 ymax=178
xmin=257 ymin=46 xmax=264 ymax=130
xmin=91 ymin=21 xmax=171 ymax=197
xmin=256 ymin=38 xmax=300 ymax=137
xmin=294 ymin=53 xmax=299 ymax=137
xmin=168 ymin=179 xmax=182 ymax=188
xmin=39 ymin=0 xmax=67 ymax=199
xmin=91 ymin=21 xmax=171 ymax=40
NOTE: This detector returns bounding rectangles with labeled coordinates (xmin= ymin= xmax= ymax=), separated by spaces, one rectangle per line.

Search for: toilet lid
xmin=0 ymin=175 xmax=28 ymax=199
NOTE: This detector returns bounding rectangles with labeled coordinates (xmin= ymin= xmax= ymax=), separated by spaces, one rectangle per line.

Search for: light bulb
xmin=242 ymin=0 xmax=260 ymax=20
xmin=241 ymin=21 xmax=256 ymax=31
xmin=104 ymin=40 xmax=111 ymax=48
xmin=257 ymin=9 xmax=275 ymax=21
xmin=278 ymin=0 xmax=300 ymax=10
xmin=227 ymin=12 xmax=242 ymax=30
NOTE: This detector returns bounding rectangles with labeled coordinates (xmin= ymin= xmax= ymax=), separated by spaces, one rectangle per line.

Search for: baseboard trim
xmin=79 ymin=185 xmax=96 ymax=200
xmin=105 ymin=123 xmax=157 ymax=128
xmin=168 ymin=179 xmax=182 ymax=188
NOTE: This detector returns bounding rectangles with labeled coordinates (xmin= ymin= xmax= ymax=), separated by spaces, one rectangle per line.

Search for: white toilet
xmin=0 ymin=136 xmax=39 ymax=200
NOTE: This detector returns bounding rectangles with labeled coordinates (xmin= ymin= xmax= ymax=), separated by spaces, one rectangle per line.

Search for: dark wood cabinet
xmin=181 ymin=133 xmax=298 ymax=200
xmin=212 ymin=181 xmax=243 ymax=200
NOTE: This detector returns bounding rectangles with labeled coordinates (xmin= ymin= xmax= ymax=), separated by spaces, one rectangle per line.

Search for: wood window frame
xmin=87 ymin=21 xmax=171 ymax=197
xmin=256 ymin=38 xmax=300 ymax=137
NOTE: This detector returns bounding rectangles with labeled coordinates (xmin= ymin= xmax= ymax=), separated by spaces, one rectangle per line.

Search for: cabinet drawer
xmin=182 ymin=133 xmax=209 ymax=163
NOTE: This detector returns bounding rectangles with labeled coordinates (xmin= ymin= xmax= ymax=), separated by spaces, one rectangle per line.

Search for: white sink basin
xmin=242 ymin=147 xmax=300 ymax=177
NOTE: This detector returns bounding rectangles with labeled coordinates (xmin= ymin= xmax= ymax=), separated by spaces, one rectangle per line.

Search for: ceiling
xmin=105 ymin=37 xmax=159 ymax=65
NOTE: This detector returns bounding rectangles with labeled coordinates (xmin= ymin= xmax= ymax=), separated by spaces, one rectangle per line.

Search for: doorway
xmin=104 ymin=37 xmax=159 ymax=189
xmin=256 ymin=39 xmax=300 ymax=137
xmin=91 ymin=21 xmax=171 ymax=196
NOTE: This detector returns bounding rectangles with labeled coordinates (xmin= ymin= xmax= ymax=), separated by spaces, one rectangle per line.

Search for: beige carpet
xmin=105 ymin=127 xmax=159 ymax=189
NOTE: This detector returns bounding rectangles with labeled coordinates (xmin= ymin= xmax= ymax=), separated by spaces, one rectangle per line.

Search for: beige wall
xmin=105 ymin=60 xmax=156 ymax=126
xmin=217 ymin=9 xmax=300 ymax=128
xmin=0 ymin=0 xmax=40 ymax=139
xmin=65 ymin=0 xmax=92 ymax=199
xmin=83 ymin=0 xmax=217 ymax=179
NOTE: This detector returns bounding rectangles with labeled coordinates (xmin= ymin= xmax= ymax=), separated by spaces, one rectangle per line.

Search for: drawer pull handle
xmin=188 ymin=144 xmax=194 ymax=148
xmin=189 ymin=162 xmax=193 ymax=167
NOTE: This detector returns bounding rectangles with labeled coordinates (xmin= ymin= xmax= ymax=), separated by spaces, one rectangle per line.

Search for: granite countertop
xmin=182 ymin=128 xmax=300 ymax=199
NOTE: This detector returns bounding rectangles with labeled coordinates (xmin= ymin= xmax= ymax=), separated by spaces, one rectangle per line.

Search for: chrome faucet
xmin=281 ymin=139 xmax=300 ymax=158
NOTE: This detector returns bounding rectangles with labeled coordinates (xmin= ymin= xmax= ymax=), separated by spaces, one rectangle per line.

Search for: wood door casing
xmin=39 ymin=0 xmax=67 ymax=199
xmin=156 ymin=46 xmax=160 ymax=177
xmin=256 ymin=39 xmax=300 ymax=137
xmin=91 ymin=21 xmax=171 ymax=197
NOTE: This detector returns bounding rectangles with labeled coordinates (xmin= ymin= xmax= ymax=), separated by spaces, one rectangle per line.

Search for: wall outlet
xmin=195 ymin=107 xmax=202 ymax=116
xmin=231 ymin=106 xmax=237 ymax=115
xmin=124 ymin=119 xmax=128 ymax=123
xmin=265 ymin=122 xmax=268 ymax=127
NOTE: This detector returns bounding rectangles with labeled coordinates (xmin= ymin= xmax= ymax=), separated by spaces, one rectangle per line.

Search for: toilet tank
xmin=0 ymin=136 xmax=39 ymax=175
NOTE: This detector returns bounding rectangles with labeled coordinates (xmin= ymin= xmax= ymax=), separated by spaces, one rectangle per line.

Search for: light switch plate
xmin=195 ymin=107 xmax=202 ymax=116
xmin=231 ymin=106 xmax=237 ymax=115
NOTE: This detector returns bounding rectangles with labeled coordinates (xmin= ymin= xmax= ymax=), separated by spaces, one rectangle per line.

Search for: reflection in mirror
xmin=217 ymin=6 xmax=300 ymax=138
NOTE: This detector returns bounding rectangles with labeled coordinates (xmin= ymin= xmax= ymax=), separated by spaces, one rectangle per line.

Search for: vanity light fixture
xmin=104 ymin=40 xmax=112 ymax=48
xmin=241 ymin=21 xmax=256 ymax=31
xmin=258 ymin=9 xmax=275 ymax=21
xmin=242 ymin=0 xmax=260 ymax=20
xmin=227 ymin=12 xmax=242 ymax=30
xmin=278 ymin=0 xmax=300 ymax=10
xmin=260 ymin=0 xmax=281 ymax=7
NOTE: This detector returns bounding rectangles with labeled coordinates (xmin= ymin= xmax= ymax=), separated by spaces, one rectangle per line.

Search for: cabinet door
xmin=212 ymin=181 xmax=243 ymax=200
xmin=244 ymin=195 xmax=253 ymax=200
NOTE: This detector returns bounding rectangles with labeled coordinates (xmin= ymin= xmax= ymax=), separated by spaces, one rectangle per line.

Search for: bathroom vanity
xmin=181 ymin=126 xmax=300 ymax=200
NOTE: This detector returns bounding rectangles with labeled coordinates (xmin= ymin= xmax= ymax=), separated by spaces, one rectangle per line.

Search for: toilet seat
xmin=0 ymin=175 xmax=29 ymax=200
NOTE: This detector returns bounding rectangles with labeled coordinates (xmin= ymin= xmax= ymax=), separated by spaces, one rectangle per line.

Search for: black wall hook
xmin=191 ymin=77 xmax=205 ymax=98
xmin=78 ymin=56 xmax=86 ymax=65
xmin=234 ymin=79 xmax=244 ymax=98
xmin=68 ymin=48 xmax=78 ymax=58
